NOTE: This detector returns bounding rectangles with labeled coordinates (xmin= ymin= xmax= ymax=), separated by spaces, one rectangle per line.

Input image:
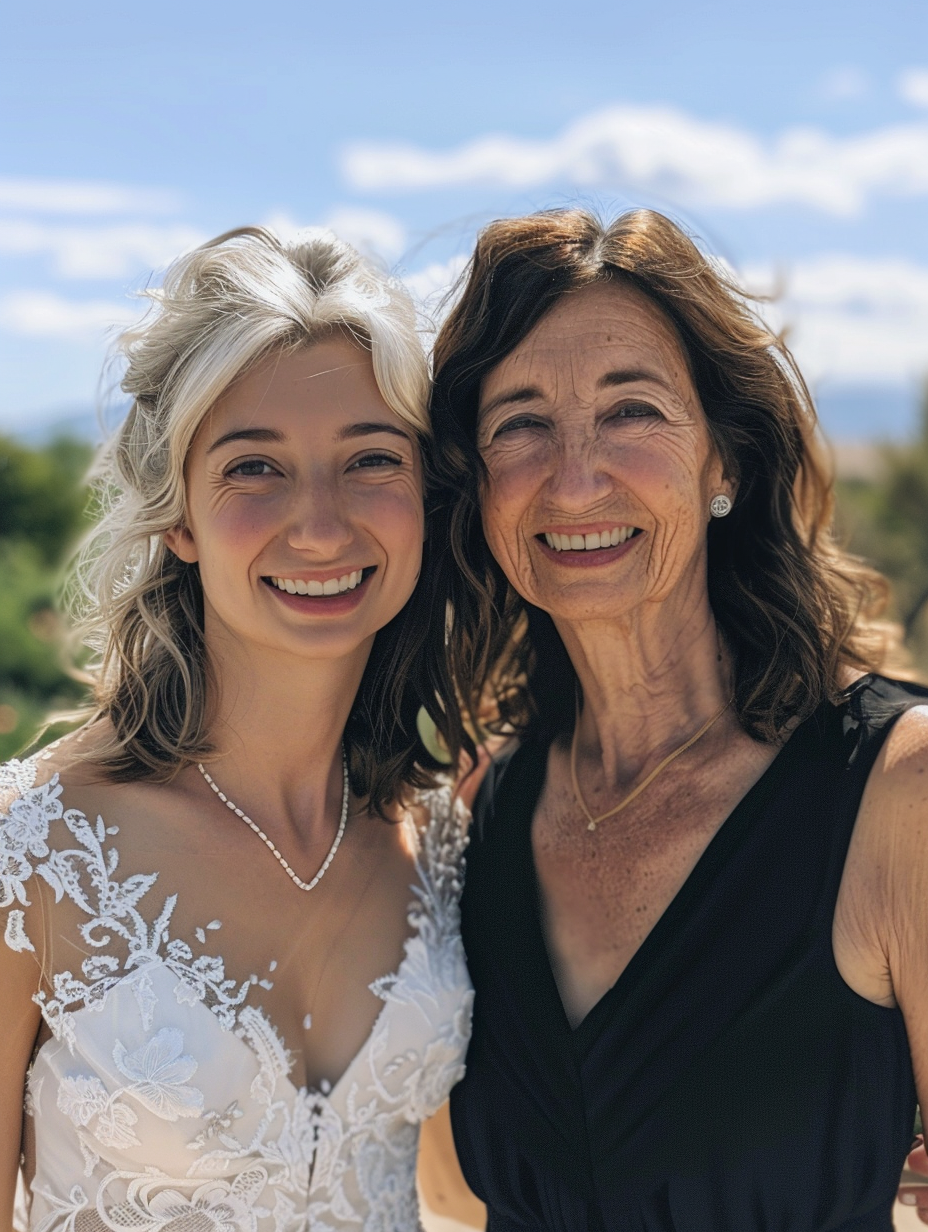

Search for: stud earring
xmin=709 ymin=494 xmax=732 ymax=518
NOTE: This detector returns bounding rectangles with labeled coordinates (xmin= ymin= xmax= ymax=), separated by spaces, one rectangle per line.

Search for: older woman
xmin=428 ymin=209 xmax=928 ymax=1231
xmin=0 ymin=227 xmax=472 ymax=1231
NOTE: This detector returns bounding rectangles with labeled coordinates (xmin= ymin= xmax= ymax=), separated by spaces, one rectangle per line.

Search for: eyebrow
xmin=207 ymin=421 xmax=412 ymax=454
xmin=207 ymin=427 xmax=285 ymax=454
xmin=480 ymin=368 xmax=674 ymax=419
xmin=598 ymin=367 xmax=674 ymax=393
xmin=478 ymin=387 xmax=544 ymax=419
xmin=335 ymin=421 xmax=413 ymax=443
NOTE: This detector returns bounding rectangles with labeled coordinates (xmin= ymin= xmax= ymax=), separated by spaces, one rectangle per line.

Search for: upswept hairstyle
xmin=427 ymin=207 xmax=901 ymax=752
xmin=70 ymin=225 xmax=441 ymax=811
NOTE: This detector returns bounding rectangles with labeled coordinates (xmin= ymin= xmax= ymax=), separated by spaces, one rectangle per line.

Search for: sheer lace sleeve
xmin=0 ymin=756 xmax=47 ymax=963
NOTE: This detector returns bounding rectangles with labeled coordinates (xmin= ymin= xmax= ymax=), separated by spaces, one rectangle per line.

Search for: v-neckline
xmin=498 ymin=710 xmax=814 ymax=1062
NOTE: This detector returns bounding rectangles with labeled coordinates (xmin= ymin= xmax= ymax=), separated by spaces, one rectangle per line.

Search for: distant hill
xmin=6 ymin=404 xmax=127 ymax=444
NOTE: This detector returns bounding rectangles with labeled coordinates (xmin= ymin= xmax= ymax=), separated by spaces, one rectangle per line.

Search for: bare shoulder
xmin=866 ymin=704 xmax=928 ymax=812
xmin=854 ymin=705 xmax=928 ymax=931
xmin=1 ymin=725 xmax=91 ymax=811
xmin=0 ymin=720 xmax=154 ymax=820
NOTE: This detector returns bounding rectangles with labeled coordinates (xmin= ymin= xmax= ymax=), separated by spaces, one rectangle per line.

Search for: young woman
xmin=0 ymin=227 xmax=473 ymax=1232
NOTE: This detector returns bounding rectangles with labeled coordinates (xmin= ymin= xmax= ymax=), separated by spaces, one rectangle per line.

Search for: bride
xmin=0 ymin=227 xmax=473 ymax=1232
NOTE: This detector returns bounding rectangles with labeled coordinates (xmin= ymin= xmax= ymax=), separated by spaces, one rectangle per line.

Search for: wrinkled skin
xmin=477 ymin=280 xmax=733 ymax=644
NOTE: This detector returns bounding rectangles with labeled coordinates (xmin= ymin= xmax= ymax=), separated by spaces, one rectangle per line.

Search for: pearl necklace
xmin=197 ymin=749 xmax=349 ymax=892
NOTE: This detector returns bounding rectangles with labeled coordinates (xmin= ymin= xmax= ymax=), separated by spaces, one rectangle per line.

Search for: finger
xmin=898 ymin=1188 xmax=928 ymax=1219
xmin=454 ymin=745 xmax=494 ymax=811
xmin=908 ymin=1141 xmax=928 ymax=1178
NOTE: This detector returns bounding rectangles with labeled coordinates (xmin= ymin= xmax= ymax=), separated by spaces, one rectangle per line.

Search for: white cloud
xmin=263 ymin=207 xmax=407 ymax=262
xmin=342 ymin=106 xmax=928 ymax=216
xmin=739 ymin=255 xmax=928 ymax=384
xmin=403 ymin=254 xmax=469 ymax=308
xmin=400 ymin=254 xmax=471 ymax=338
xmin=0 ymin=178 xmax=181 ymax=215
xmin=323 ymin=207 xmax=407 ymax=260
xmin=0 ymin=219 xmax=208 ymax=279
xmin=0 ymin=292 xmax=140 ymax=338
xmin=819 ymin=67 xmax=870 ymax=101
xmin=898 ymin=68 xmax=928 ymax=109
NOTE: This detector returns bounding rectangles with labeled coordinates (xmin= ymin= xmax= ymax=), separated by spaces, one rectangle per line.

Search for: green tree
xmin=836 ymin=381 xmax=928 ymax=665
xmin=0 ymin=434 xmax=93 ymax=759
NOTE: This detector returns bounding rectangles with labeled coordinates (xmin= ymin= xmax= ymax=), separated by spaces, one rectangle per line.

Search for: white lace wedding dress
xmin=0 ymin=752 xmax=473 ymax=1232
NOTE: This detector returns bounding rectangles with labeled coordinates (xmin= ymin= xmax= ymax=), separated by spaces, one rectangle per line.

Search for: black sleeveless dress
xmin=450 ymin=675 xmax=924 ymax=1232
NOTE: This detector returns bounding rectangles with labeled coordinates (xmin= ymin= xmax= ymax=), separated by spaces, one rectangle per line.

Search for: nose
xmin=285 ymin=473 xmax=354 ymax=557
xmin=544 ymin=431 xmax=614 ymax=514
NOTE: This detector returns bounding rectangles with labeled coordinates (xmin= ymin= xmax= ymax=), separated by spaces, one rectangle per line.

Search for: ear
xmin=164 ymin=524 xmax=199 ymax=564
xmin=707 ymin=449 xmax=738 ymax=504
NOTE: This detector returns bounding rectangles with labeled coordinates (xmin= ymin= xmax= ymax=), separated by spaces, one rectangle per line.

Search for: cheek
xmin=479 ymin=452 xmax=538 ymax=536
xmin=480 ymin=487 xmax=533 ymax=585
xmin=194 ymin=488 xmax=282 ymax=549
xmin=363 ymin=481 xmax=425 ymax=558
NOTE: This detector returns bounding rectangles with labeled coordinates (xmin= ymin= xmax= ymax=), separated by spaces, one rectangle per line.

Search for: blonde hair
xmin=69 ymin=226 xmax=434 ymax=801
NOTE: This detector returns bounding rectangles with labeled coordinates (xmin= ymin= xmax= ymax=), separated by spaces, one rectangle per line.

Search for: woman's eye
xmin=226 ymin=459 xmax=278 ymax=478
xmin=492 ymin=415 xmax=544 ymax=439
xmin=350 ymin=452 xmax=404 ymax=470
xmin=610 ymin=402 xmax=661 ymax=421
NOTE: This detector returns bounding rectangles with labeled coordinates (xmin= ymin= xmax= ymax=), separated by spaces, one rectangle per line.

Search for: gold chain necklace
xmin=571 ymin=697 xmax=732 ymax=832
xmin=197 ymin=748 xmax=349 ymax=891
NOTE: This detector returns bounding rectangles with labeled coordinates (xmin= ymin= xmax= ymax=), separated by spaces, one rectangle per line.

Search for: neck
xmin=556 ymin=582 xmax=731 ymax=787
xmin=201 ymin=623 xmax=374 ymax=841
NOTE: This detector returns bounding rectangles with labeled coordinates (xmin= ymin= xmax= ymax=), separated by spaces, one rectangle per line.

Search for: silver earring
xmin=709 ymin=494 xmax=732 ymax=518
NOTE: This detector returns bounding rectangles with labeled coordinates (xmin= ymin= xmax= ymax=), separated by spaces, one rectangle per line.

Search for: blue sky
xmin=2 ymin=0 xmax=927 ymax=439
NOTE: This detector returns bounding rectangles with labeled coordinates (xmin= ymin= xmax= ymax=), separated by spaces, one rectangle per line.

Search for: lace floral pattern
xmin=1 ymin=759 xmax=473 ymax=1232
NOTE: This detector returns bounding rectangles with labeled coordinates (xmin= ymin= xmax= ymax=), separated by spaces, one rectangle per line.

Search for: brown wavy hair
xmin=426 ymin=207 xmax=903 ymax=755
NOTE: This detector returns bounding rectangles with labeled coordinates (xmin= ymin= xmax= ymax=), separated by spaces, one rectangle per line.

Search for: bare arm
xmin=0 ymin=935 xmax=42 ymax=1232
xmin=418 ymin=1102 xmax=486 ymax=1229
xmin=859 ymin=710 xmax=928 ymax=1224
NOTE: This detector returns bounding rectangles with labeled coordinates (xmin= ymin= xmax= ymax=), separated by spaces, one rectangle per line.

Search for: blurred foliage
xmin=0 ymin=434 xmax=94 ymax=760
xmin=835 ymin=383 xmax=928 ymax=671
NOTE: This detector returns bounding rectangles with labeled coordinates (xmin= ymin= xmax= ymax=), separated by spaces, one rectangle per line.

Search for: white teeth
xmin=270 ymin=570 xmax=366 ymax=596
xmin=543 ymin=527 xmax=637 ymax=552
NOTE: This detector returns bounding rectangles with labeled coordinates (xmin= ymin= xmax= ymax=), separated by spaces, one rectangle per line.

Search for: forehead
xmin=480 ymin=280 xmax=693 ymax=399
xmin=216 ymin=338 xmax=383 ymax=419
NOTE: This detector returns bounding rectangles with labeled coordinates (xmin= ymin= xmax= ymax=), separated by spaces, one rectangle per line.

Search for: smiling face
xmin=477 ymin=280 xmax=732 ymax=627
xmin=165 ymin=336 xmax=425 ymax=668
